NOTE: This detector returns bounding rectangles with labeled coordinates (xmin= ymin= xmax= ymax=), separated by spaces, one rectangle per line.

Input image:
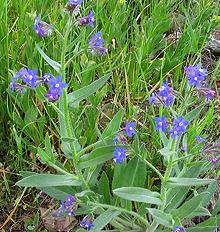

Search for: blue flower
xmin=65 ymin=195 xmax=75 ymax=206
xmin=158 ymin=81 xmax=174 ymax=107
xmin=42 ymin=73 xmax=53 ymax=83
xmin=173 ymin=226 xmax=185 ymax=232
xmin=113 ymin=147 xmax=126 ymax=163
xmin=125 ymin=122 xmax=136 ymax=137
xmin=88 ymin=31 xmax=108 ymax=56
xmin=22 ymin=68 xmax=38 ymax=89
xmin=184 ymin=64 xmax=208 ymax=87
xmin=77 ymin=11 xmax=95 ymax=28
xmin=169 ymin=116 xmax=188 ymax=139
xmin=33 ymin=15 xmax=53 ymax=37
xmin=154 ymin=115 xmax=167 ymax=132
xmin=44 ymin=90 xmax=59 ymax=102
xmin=69 ymin=0 xmax=84 ymax=4
xmin=80 ymin=220 xmax=94 ymax=230
xmin=149 ymin=93 xmax=161 ymax=106
xmin=195 ymin=136 xmax=205 ymax=143
xmin=48 ymin=76 xmax=67 ymax=95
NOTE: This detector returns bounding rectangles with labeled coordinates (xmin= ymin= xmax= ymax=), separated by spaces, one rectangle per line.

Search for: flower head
xmin=184 ymin=64 xmax=208 ymax=87
xmin=149 ymin=93 xmax=161 ymax=106
xmin=113 ymin=147 xmax=126 ymax=163
xmin=210 ymin=156 xmax=218 ymax=164
xmin=197 ymin=87 xmax=216 ymax=100
xmin=113 ymin=133 xmax=127 ymax=144
xmin=88 ymin=31 xmax=108 ymax=56
xmin=34 ymin=15 xmax=53 ymax=37
xmin=158 ymin=81 xmax=174 ymax=107
xmin=65 ymin=195 xmax=75 ymax=206
xmin=125 ymin=122 xmax=136 ymax=137
xmin=173 ymin=226 xmax=185 ymax=232
xmin=42 ymin=73 xmax=53 ymax=83
xmin=154 ymin=115 xmax=167 ymax=132
xmin=56 ymin=195 xmax=75 ymax=217
xmin=48 ymin=76 xmax=67 ymax=95
xmin=80 ymin=220 xmax=94 ymax=230
xmin=22 ymin=69 xmax=38 ymax=89
xmin=44 ymin=90 xmax=59 ymax=102
xmin=69 ymin=0 xmax=83 ymax=4
xmin=169 ymin=116 xmax=188 ymax=139
xmin=77 ymin=11 xmax=95 ymax=28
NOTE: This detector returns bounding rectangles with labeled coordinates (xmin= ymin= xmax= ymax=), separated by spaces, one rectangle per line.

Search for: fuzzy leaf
xmin=167 ymin=177 xmax=214 ymax=187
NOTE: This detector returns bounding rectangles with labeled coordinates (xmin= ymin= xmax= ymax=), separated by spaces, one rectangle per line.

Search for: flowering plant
xmin=9 ymin=1 xmax=219 ymax=231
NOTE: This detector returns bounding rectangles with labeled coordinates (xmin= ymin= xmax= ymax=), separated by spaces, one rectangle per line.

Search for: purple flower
xmin=210 ymin=156 xmax=218 ymax=164
xmin=173 ymin=226 xmax=185 ymax=232
xmin=169 ymin=116 xmax=188 ymax=139
xmin=22 ymin=68 xmax=38 ymax=89
xmin=69 ymin=0 xmax=84 ymax=4
xmin=44 ymin=90 xmax=59 ymax=102
xmin=184 ymin=64 xmax=208 ymax=87
xmin=48 ymin=76 xmax=67 ymax=95
xmin=125 ymin=122 xmax=136 ymax=137
xmin=149 ymin=93 xmax=161 ymax=106
xmin=195 ymin=136 xmax=205 ymax=143
xmin=158 ymin=81 xmax=174 ymax=107
xmin=113 ymin=147 xmax=126 ymax=163
xmin=80 ymin=220 xmax=94 ymax=230
xmin=77 ymin=11 xmax=95 ymax=28
xmin=33 ymin=15 xmax=53 ymax=37
xmin=88 ymin=31 xmax=108 ymax=56
xmin=154 ymin=115 xmax=167 ymax=132
xmin=65 ymin=195 xmax=75 ymax=206
xmin=113 ymin=133 xmax=127 ymax=144
xmin=42 ymin=73 xmax=53 ymax=83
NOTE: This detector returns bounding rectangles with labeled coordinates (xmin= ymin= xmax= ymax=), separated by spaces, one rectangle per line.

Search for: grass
xmin=0 ymin=0 xmax=220 ymax=230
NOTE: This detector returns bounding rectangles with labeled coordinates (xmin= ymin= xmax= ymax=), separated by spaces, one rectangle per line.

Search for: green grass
xmin=0 ymin=0 xmax=220 ymax=230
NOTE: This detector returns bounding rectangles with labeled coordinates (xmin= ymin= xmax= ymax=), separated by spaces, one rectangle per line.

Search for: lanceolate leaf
xmin=147 ymin=208 xmax=174 ymax=228
xmin=36 ymin=44 xmax=61 ymax=72
xmin=79 ymin=146 xmax=115 ymax=169
xmin=68 ymin=73 xmax=110 ymax=106
xmin=184 ymin=104 xmax=204 ymax=122
xmin=113 ymin=187 xmax=162 ymax=205
xmin=167 ymin=177 xmax=214 ymax=187
xmin=16 ymin=174 xmax=81 ymax=187
xmin=171 ymin=192 xmax=209 ymax=219
xmin=102 ymin=109 xmax=124 ymax=138
xmin=91 ymin=209 xmax=120 ymax=232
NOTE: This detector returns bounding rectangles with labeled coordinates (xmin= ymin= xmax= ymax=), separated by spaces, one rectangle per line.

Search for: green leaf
xmin=147 ymin=208 xmax=174 ymax=228
xmin=201 ymin=181 xmax=217 ymax=206
xmin=167 ymin=177 xmax=214 ymax=187
xmin=171 ymin=192 xmax=209 ymax=219
xmin=188 ymin=207 xmax=211 ymax=218
xmin=37 ymin=147 xmax=51 ymax=164
xmin=186 ymin=217 xmax=217 ymax=232
xmin=184 ymin=104 xmax=204 ymax=122
xmin=39 ymin=186 xmax=74 ymax=200
xmin=98 ymin=172 xmax=111 ymax=204
xmin=68 ymin=73 xmax=110 ymax=107
xmin=113 ymin=187 xmax=162 ymax=205
xmin=36 ymin=44 xmax=61 ymax=72
xmin=79 ymin=146 xmax=115 ymax=169
xmin=91 ymin=209 xmax=120 ymax=232
xmin=102 ymin=109 xmax=124 ymax=138
xmin=16 ymin=174 xmax=81 ymax=187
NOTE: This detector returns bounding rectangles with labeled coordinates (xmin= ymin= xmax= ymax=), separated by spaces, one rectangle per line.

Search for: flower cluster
xmin=80 ymin=216 xmax=94 ymax=230
xmin=34 ymin=15 xmax=53 ymax=37
xmin=184 ymin=64 xmax=208 ymax=87
xmin=184 ymin=64 xmax=216 ymax=101
xmin=201 ymin=142 xmax=219 ymax=164
xmin=113 ymin=122 xmax=136 ymax=163
xmin=88 ymin=31 xmax=108 ymax=56
xmin=173 ymin=226 xmax=185 ymax=232
xmin=56 ymin=195 xmax=75 ymax=217
xmin=66 ymin=0 xmax=83 ymax=14
xmin=154 ymin=115 xmax=188 ymax=139
xmin=10 ymin=68 xmax=67 ymax=102
xmin=77 ymin=11 xmax=95 ymax=28
xmin=150 ymin=81 xmax=176 ymax=107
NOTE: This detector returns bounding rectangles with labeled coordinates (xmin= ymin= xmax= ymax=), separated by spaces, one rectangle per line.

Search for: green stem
xmin=87 ymin=201 xmax=149 ymax=227
xmin=59 ymin=16 xmax=88 ymax=189
xmin=136 ymin=153 xmax=164 ymax=181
